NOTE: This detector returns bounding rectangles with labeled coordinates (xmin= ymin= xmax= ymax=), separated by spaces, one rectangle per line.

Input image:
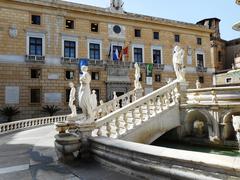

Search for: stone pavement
xmin=0 ymin=126 xmax=138 ymax=180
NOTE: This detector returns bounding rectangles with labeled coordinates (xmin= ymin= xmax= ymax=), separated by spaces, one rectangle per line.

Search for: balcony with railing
xmin=25 ymin=55 xmax=45 ymax=63
xmin=196 ymin=65 xmax=208 ymax=72
xmin=61 ymin=57 xmax=78 ymax=64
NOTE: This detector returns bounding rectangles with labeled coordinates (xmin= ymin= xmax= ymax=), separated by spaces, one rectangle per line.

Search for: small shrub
xmin=42 ymin=105 xmax=61 ymax=116
xmin=0 ymin=106 xmax=20 ymax=122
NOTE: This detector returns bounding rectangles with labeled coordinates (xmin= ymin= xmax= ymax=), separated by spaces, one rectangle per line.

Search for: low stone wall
xmin=90 ymin=137 xmax=240 ymax=180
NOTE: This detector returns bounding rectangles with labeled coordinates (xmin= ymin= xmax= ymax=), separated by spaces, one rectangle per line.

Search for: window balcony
xmin=196 ymin=66 xmax=208 ymax=72
xmin=153 ymin=63 xmax=165 ymax=71
xmin=61 ymin=57 xmax=78 ymax=64
xmin=25 ymin=55 xmax=45 ymax=63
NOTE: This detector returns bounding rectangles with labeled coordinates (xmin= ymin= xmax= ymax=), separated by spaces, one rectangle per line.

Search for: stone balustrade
xmin=94 ymin=80 xmax=180 ymax=138
xmin=0 ymin=89 xmax=140 ymax=135
xmin=94 ymin=89 xmax=141 ymax=120
xmin=0 ymin=115 xmax=68 ymax=134
xmin=187 ymin=86 xmax=240 ymax=105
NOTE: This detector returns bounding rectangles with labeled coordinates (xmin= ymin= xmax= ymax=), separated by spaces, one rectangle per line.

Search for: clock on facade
xmin=113 ymin=25 xmax=121 ymax=34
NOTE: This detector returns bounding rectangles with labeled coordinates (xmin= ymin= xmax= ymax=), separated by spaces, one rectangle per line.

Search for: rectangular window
xmin=66 ymin=89 xmax=71 ymax=103
xmin=198 ymin=76 xmax=204 ymax=83
xmin=174 ymin=34 xmax=180 ymax=42
xmin=29 ymin=37 xmax=42 ymax=56
xmin=89 ymin=43 xmax=100 ymax=60
xmin=153 ymin=49 xmax=161 ymax=64
xmin=197 ymin=54 xmax=204 ymax=67
xmin=64 ymin=41 xmax=76 ymax=58
xmin=91 ymin=72 xmax=100 ymax=80
xmin=135 ymin=29 xmax=141 ymax=37
xmin=66 ymin=19 xmax=74 ymax=29
xmin=91 ymin=23 xmax=99 ymax=32
xmin=155 ymin=74 xmax=161 ymax=82
xmin=65 ymin=70 xmax=74 ymax=80
xmin=31 ymin=15 xmax=41 ymax=25
xmin=197 ymin=37 xmax=202 ymax=45
xmin=153 ymin=32 xmax=159 ymax=40
xmin=226 ymin=77 xmax=232 ymax=84
xmin=31 ymin=69 xmax=41 ymax=79
xmin=218 ymin=51 xmax=222 ymax=62
xmin=134 ymin=48 xmax=143 ymax=63
xmin=30 ymin=88 xmax=40 ymax=103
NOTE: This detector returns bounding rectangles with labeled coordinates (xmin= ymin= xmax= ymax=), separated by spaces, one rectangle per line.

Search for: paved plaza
xmin=0 ymin=126 xmax=138 ymax=180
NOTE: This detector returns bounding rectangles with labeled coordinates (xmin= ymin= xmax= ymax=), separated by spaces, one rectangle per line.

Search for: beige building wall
xmin=0 ymin=0 xmax=214 ymax=120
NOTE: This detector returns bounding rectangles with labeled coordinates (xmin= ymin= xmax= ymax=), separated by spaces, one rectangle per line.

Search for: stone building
xmin=197 ymin=16 xmax=240 ymax=86
xmin=0 ymin=0 xmax=214 ymax=120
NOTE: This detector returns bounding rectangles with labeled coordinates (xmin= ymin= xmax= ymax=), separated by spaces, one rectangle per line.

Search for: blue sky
xmin=63 ymin=0 xmax=239 ymax=40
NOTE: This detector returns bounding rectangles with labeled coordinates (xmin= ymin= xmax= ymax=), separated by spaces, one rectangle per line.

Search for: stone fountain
xmin=232 ymin=115 xmax=240 ymax=149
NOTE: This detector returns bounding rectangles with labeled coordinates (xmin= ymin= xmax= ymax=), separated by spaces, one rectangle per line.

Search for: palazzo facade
xmin=0 ymin=0 xmax=214 ymax=120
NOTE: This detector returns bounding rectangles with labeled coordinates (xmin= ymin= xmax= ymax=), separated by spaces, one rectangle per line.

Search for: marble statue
xmin=196 ymin=79 xmax=201 ymax=89
xmin=232 ymin=115 xmax=240 ymax=149
xmin=111 ymin=0 xmax=124 ymax=10
xmin=78 ymin=66 xmax=93 ymax=121
xmin=68 ymin=82 xmax=77 ymax=118
xmin=113 ymin=91 xmax=117 ymax=99
xmin=134 ymin=63 xmax=142 ymax=89
xmin=167 ymin=78 xmax=173 ymax=84
xmin=173 ymin=45 xmax=186 ymax=82
xmin=91 ymin=90 xmax=98 ymax=110
xmin=193 ymin=120 xmax=205 ymax=137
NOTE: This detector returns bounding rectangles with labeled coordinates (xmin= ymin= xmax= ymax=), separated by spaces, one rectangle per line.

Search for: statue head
xmin=134 ymin=62 xmax=139 ymax=68
xmin=81 ymin=65 xmax=88 ymax=72
xmin=92 ymin=90 xmax=96 ymax=94
xmin=173 ymin=45 xmax=180 ymax=53
xmin=69 ymin=82 xmax=74 ymax=88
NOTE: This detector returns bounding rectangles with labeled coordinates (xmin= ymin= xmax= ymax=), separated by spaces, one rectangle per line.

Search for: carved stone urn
xmin=54 ymin=133 xmax=81 ymax=162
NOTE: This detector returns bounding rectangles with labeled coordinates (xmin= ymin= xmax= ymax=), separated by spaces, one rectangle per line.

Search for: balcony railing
xmin=61 ymin=57 xmax=78 ymax=64
xmin=196 ymin=66 xmax=208 ymax=72
xmin=153 ymin=63 xmax=165 ymax=70
xmin=25 ymin=55 xmax=45 ymax=63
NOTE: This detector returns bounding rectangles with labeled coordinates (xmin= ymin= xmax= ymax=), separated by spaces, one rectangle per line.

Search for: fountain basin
xmin=54 ymin=133 xmax=81 ymax=162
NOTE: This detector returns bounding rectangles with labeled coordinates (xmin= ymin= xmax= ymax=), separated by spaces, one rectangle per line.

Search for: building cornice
xmin=6 ymin=0 xmax=213 ymax=34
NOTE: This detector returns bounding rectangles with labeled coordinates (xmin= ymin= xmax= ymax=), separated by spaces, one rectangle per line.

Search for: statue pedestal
xmin=74 ymin=122 xmax=95 ymax=159
xmin=66 ymin=114 xmax=85 ymax=123
xmin=178 ymin=81 xmax=189 ymax=104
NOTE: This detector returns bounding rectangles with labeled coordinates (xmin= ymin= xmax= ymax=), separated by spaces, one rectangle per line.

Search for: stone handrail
xmin=0 ymin=115 xmax=68 ymax=134
xmin=93 ymin=88 xmax=141 ymax=120
xmin=187 ymin=86 xmax=240 ymax=93
xmin=187 ymin=86 xmax=240 ymax=104
xmin=94 ymin=80 xmax=179 ymax=138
